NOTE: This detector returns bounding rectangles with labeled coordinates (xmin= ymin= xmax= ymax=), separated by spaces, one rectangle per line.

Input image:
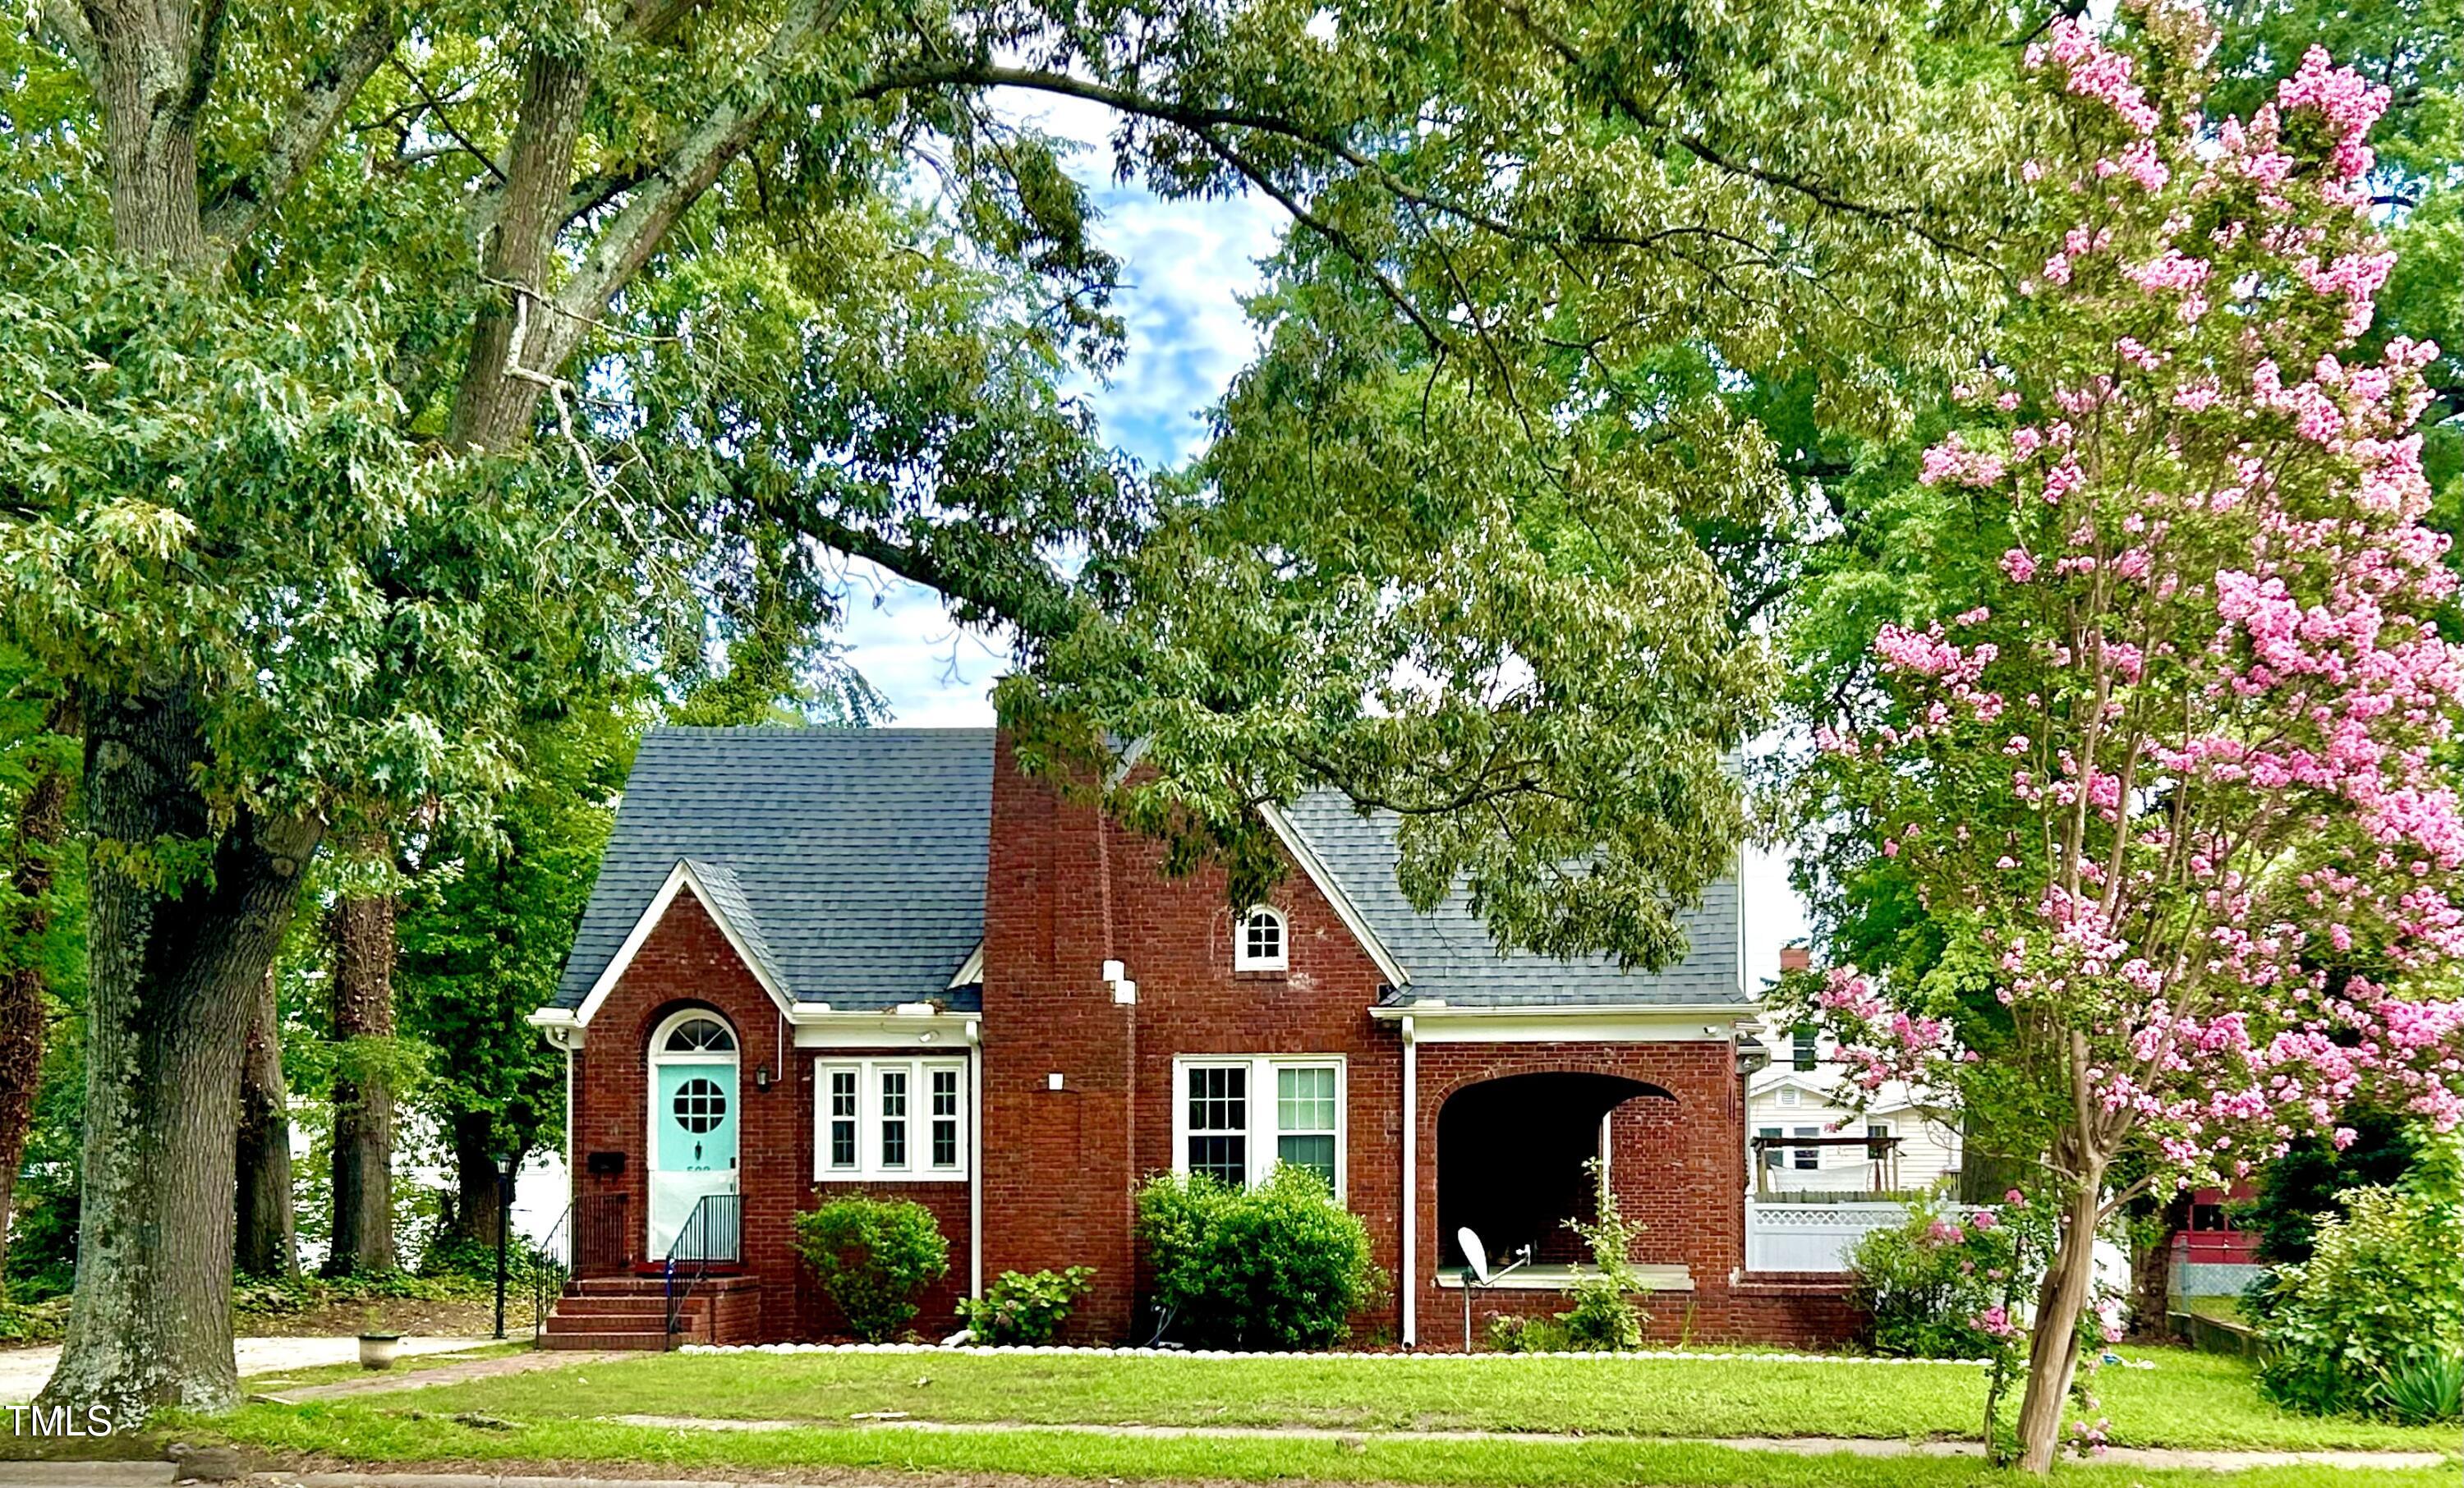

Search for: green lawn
xmin=202 ymin=1346 xmax=2457 ymax=1454
xmin=193 ymin=1406 xmax=2462 ymax=1488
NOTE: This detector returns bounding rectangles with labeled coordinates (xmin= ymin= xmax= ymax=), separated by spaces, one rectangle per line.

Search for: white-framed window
xmin=814 ymin=1056 xmax=968 ymax=1181
xmin=1758 ymin=1125 xmax=1784 ymax=1171
xmin=1791 ymin=1025 xmax=1818 ymax=1071
xmin=1777 ymin=1086 xmax=1800 ymax=1108
xmin=1234 ymin=905 xmax=1288 ymax=971
xmin=1865 ymin=1120 xmax=1893 ymax=1160
xmin=1171 ymin=1054 xmax=1344 ymax=1196
xmin=1792 ymin=1125 xmax=1820 ymax=1171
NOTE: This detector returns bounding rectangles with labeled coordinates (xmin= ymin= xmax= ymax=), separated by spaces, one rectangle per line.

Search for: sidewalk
xmin=0 ymin=1339 xmax=496 ymax=1407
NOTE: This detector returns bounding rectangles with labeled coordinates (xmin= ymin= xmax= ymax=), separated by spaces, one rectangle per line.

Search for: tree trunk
xmin=2014 ymin=1174 xmax=2105 ymax=1473
xmin=0 ymin=704 xmax=75 ymax=1256
xmin=235 ymin=969 xmax=297 ymax=1279
xmin=325 ymin=866 xmax=398 ymax=1277
xmin=2126 ymin=1192 xmax=2187 ymax=1340
xmin=40 ymin=685 xmax=320 ymax=1418
xmin=449 ymin=1109 xmax=508 ymax=1249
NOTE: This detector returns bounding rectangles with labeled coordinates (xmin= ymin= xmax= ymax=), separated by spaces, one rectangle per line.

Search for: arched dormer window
xmin=1234 ymin=905 xmax=1288 ymax=972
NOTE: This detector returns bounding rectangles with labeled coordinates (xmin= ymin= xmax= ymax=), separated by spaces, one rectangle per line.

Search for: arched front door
xmin=648 ymin=1010 xmax=738 ymax=1259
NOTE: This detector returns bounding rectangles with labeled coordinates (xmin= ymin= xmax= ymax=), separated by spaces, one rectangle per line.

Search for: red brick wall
xmin=979 ymin=739 xmax=1405 ymax=1343
xmin=568 ymin=739 xmax=1856 ymax=1351
xmin=1414 ymin=1040 xmax=1857 ymax=1351
xmin=568 ymin=891 xmax=972 ymax=1343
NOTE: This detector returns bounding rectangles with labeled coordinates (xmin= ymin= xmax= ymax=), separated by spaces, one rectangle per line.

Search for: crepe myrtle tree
xmin=1796 ymin=7 xmax=2464 ymax=1472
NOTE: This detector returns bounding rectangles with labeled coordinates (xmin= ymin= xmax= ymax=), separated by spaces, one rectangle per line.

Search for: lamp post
xmin=493 ymin=1155 xmax=517 ymax=1341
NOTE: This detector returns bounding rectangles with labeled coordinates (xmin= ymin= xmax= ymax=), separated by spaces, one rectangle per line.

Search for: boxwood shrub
xmin=1136 ymin=1166 xmax=1381 ymax=1349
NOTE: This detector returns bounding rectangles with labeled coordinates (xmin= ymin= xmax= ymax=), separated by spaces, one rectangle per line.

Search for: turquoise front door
xmin=650 ymin=1061 xmax=738 ymax=1258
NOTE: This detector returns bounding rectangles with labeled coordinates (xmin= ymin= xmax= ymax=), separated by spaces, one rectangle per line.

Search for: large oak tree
xmin=5 ymin=0 xmax=2009 ymax=1414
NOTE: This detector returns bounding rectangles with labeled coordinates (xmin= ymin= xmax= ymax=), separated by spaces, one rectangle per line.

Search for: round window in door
xmin=647 ymin=1010 xmax=739 ymax=1258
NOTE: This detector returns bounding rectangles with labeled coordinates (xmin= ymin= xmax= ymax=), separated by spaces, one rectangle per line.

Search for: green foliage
xmin=1135 ymin=1167 xmax=1381 ymax=1350
xmin=1559 ymin=1159 xmax=1649 ymax=1350
xmin=2381 ymin=1354 xmax=2463 ymax=1426
xmin=954 ymin=1267 xmax=1095 ymax=1347
xmin=2241 ymin=1109 xmax=2420 ymax=1266
xmin=2256 ymin=1137 xmax=2464 ymax=1421
xmin=1484 ymin=1313 xmax=1574 ymax=1354
xmin=1847 ymin=1198 xmax=2043 ymax=1362
xmin=229 ymin=1270 xmax=485 ymax=1317
xmin=793 ymin=1198 xmax=951 ymax=1343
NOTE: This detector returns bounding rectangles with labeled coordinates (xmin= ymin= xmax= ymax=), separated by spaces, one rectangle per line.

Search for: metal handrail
xmin=531 ymin=1192 xmax=633 ymax=1343
xmin=662 ymin=1191 xmax=742 ymax=1343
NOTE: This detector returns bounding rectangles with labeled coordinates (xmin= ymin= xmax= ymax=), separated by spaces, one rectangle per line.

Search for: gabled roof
xmin=553 ymin=727 xmax=994 ymax=1013
xmin=1285 ymin=792 xmax=1743 ymax=1009
xmin=552 ymin=727 xmax=1743 ymax=1017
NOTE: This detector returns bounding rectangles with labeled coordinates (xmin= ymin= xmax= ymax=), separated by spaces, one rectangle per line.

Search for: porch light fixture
xmin=755 ymin=1063 xmax=773 ymax=1092
xmin=1735 ymin=1036 xmax=1770 ymax=1078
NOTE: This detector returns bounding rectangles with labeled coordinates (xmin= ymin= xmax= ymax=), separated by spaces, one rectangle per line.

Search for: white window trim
xmin=1232 ymin=905 xmax=1289 ymax=972
xmin=1169 ymin=1054 xmax=1346 ymax=1199
xmin=813 ymin=1055 xmax=970 ymax=1182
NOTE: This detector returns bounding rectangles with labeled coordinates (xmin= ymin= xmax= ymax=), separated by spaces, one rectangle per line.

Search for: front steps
xmin=540 ymin=1274 xmax=761 ymax=1350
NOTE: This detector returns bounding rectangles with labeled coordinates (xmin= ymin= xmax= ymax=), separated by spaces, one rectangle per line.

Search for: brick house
xmin=527 ymin=726 xmax=1855 ymax=1349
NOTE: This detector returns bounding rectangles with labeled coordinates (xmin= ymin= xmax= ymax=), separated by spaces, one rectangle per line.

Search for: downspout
xmin=967 ymin=1016 xmax=984 ymax=1300
xmin=1400 ymin=1013 xmax=1417 ymax=1350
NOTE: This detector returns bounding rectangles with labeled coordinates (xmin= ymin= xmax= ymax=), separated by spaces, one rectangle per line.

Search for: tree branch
xmin=36 ymin=0 xmax=98 ymax=80
xmin=529 ymin=0 xmax=851 ymax=374
xmin=173 ymin=0 xmax=231 ymax=126
xmin=202 ymin=0 xmax=399 ymax=250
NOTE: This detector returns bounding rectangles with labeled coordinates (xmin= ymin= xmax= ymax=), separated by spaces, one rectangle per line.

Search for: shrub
xmin=1486 ymin=1313 xmax=1570 ymax=1353
xmin=793 ymin=1196 xmax=950 ymax=1342
xmin=1846 ymin=1197 xmax=2043 ymax=1362
xmin=1560 ymin=1158 xmax=1649 ymax=1349
xmin=1137 ymin=1165 xmax=1380 ymax=1349
xmin=2256 ymin=1135 xmax=2464 ymax=1421
xmin=2382 ymin=1355 xmax=2463 ymax=1426
xmin=957 ymin=1266 xmax=1095 ymax=1346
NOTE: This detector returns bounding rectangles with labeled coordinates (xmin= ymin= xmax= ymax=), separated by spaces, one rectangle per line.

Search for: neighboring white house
xmin=1746 ymin=948 xmax=1964 ymax=1199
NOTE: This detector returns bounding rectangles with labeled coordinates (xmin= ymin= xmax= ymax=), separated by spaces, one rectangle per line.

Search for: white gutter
xmin=1368 ymin=1000 xmax=1763 ymax=1022
xmin=967 ymin=1017 xmax=984 ymax=1301
xmin=1400 ymin=1013 xmax=1416 ymax=1350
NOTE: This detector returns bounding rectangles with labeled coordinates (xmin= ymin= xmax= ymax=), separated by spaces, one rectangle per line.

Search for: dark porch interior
xmin=1438 ymin=1072 xmax=1671 ymax=1267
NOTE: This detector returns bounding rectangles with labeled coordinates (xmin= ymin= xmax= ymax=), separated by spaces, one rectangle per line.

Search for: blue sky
xmin=831 ymin=99 xmax=1812 ymax=989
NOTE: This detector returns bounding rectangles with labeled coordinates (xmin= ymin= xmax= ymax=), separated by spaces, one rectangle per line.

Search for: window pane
xmin=931 ymin=1068 xmax=959 ymax=1116
xmin=1243 ymin=910 xmax=1283 ymax=964
xmin=1791 ymin=1026 xmax=1817 ymax=1071
xmin=1276 ymin=1134 xmax=1335 ymax=1188
xmin=881 ymin=1069 xmax=908 ymax=1167
xmin=1276 ymin=1066 xmax=1335 ymax=1134
xmin=932 ymin=1118 xmax=959 ymax=1168
xmin=1186 ymin=1065 xmax=1245 ymax=1135
xmin=829 ymin=1069 xmax=857 ymax=1168
xmin=1188 ymin=1134 xmax=1245 ymax=1185
xmin=1792 ymin=1125 xmax=1818 ymax=1170
xmin=1758 ymin=1126 xmax=1782 ymax=1170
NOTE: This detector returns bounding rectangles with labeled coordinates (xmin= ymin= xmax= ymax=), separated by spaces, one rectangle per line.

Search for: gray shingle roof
xmin=1285 ymin=792 xmax=1744 ymax=1008
xmin=554 ymin=728 xmax=995 ymax=1012
xmin=557 ymin=728 xmax=1740 ymax=1016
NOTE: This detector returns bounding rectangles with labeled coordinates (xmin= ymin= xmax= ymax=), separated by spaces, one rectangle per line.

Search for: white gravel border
xmin=677 ymin=1340 xmax=1998 ymax=1366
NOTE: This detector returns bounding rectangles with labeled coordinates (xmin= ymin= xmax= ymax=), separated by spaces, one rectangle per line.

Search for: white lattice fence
xmin=1745 ymin=1200 xmax=1908 ymax=1272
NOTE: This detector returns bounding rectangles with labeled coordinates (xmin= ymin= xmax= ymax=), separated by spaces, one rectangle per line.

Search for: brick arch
xmin=1435 ymin=1068 xmax=1675 ymax=1268
xmin=628 ymin=997 xmax=738 ymax=1058
xmin=1431 ymin=1059 xmax=1678 ymax=1110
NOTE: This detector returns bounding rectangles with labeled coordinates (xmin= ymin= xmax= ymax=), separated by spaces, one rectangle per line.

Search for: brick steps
xmin=540 ymin=1274 xmax=762 ymax=1351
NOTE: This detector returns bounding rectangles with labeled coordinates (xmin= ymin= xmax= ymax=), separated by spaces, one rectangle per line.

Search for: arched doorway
xmin=1437 ymin=1072 xmax=1671 ymax=1267
xmin=647 ymin=1009 xmax=739 ymax=1259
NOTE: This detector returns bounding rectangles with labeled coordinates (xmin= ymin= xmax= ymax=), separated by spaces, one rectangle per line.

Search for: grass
xmin=203 ymin=1346 xmax=2457 ymax=1454
xmin=191 ymin=1404 xmax=2463 ymax=1488
xmin=2182 ymin=1296 xmax=2248 ymax=1325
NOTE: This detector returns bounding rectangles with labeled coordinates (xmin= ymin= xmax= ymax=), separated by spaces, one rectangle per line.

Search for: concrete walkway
xmin=0 ymin=1338 xmax=497 ymax=1405
xmin=600 ymin=1412 xmax=2458 ymax=1472
xmin=259 ymin=1348 xmax=623 ymax=1404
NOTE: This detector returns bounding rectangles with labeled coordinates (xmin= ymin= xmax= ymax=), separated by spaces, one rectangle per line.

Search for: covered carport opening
xmin=1437 ymin=1072 xmax=1673 ymax=1267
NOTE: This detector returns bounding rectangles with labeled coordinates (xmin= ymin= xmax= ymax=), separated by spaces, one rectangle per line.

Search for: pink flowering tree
xmin=1799 ymin=2 xmax=2464 ymax=1472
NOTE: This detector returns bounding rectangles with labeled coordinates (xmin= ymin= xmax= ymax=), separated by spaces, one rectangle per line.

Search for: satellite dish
xmin=1457 ymin=1226 xmax=1490 ymax=1284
